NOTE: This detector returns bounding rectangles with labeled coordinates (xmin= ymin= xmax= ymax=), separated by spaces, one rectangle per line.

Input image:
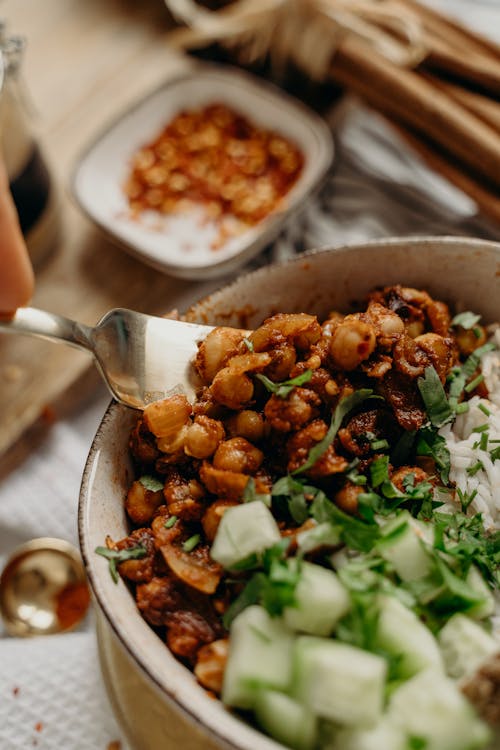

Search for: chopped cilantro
xmin=293 ymin=389 xmax=378 ymax=476
xmin=95 ymin=544 xmax=147 ymax=584
xmin=182 ymin=534 xmax=201 ymax=553
xmin=255 ymin=370 xmax=313 ymax=399
xmin=310 ymin=493 xmax=380 ymax=553
xmin=417 ymin=366 xmax=452 ymax=427
xmin=138 ymin=475 xmax=163 ymax=492
xmin=243 ymin=476 xmax=271 ymax=507
xmin=416 ymin=427 xmax=450 ymax=484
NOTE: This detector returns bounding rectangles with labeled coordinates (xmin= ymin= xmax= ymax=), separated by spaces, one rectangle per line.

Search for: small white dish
xmin=71 ymin=63 xmax=333 ymax=280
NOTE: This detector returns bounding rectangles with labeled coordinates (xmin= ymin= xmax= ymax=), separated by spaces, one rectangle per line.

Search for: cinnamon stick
xmin=330 ymin=36 xmax=500 ymax=189
xmin=392 ymin=122 xmax=500 ymax=226
xmin=426 ymin=76 xmax=500 ymax=132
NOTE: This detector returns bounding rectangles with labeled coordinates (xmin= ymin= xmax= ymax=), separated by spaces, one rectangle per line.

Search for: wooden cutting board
xmin=0 ymin=0 xmax=228 ymax=457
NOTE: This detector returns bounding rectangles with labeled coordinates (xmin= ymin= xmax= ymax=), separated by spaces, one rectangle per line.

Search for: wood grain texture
xmin=0 ymin=0 xmax=219 ymax=456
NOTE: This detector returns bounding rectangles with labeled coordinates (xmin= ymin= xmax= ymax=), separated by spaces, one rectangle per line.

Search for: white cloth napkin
xmin=1 ymin=2 xmax=499 ymax=748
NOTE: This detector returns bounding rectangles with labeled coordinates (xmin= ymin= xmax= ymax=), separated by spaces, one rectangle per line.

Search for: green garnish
xmin=417 ymin=366 xmax=452 ymax=427
xmin=165 ymin=515 xmax=178 ymax=528
xmin=478 ymin=403 xmax=491 ymax=417
xmin=370 ymin=455 xmax=390 ymax=488
xmin=272 ymin=475 xmax=310 ymax=523
xmin=243 ymin=477 xmax=271 ymax=507
xmin=223 ymin=540 xmax=299 ymax=627
xmin=292 ymin=389 xmax=377 ymax=475
xmin=370 ymin=438 xmax=389 ymax=451
xmin=138 ymin=475 xmax=163 ymax=492
xmin=243 ymin=337 xmax=254 ymax=352
xmin=464 ymin=373 xmax=485 ymax=393
xmin=311 ymin=492 xmax=380 ymax=553
xmin=467 ymin=460 xmax=484 ymax=477
xmin=416 ymin=427 xmax=451 ymax=485
xmin=451 ymin=311 xmax=481 ymax=330
xmin=182 ymin=534 xmax=201 ymax=553
xmin=255 ymin=369 xmax=313 ymax=399
xmin=95 ymin=544 xmax=147 ymax=583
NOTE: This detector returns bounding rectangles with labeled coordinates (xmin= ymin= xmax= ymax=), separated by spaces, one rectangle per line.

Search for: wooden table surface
xmin=0 ymin=0 xmax=221 ymax=458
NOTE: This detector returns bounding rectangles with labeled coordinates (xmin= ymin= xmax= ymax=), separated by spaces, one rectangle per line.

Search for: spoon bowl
xmin=0 ymin=537 xmax=90 ymax=637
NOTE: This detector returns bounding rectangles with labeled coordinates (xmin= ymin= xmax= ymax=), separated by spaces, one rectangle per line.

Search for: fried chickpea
xmin=202 ymin=499 xmax=238 ymax=543
xmin=414 ymin=333 xmax=454 ymax=382
xmin=213 ymin=437 xmax=264 ymax=474
xmin=194 ymin=327 xmax=245 ymax=383
xmin=210 ymin=368 xmax=254 ymax=409
xmin=125 ymin=480 xmax=164 ymax=525
xmin=334 ymin=482 xmax=364 ymax=515
xmin=455 ymin=325 xmax=488 ymax=357
xmin=225 ymin=410 xmax=265 ymax=442
xmin=329 ymin=318 xmax=376 ymax=371
xmin=184 ymin=415 xmax=225 ymax=459
xmin=194 ymin=639 xmax=229 ymax=694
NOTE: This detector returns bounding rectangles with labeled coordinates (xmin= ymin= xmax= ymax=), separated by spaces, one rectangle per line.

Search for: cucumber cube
xmin=465 ymin=566 xmax=495 ymax=620
xmin=388 ymin=668 xmax=492 ymax=750
xmin=222 ymin=605 xmax=294 ymax=709
xmin=210 ymin=501 xmax=281 ymax=569
xmin=293 ymin=637 xmax=387 ymax=727
xmin=283 ymin=562 xmax=350 ymax=636
xmin=376 ymin=594 xmax=443 ymax=678
xmin=328 ymin=718 xmax=407 ymax=750
xmin=254 ymin=689 xmax=318 ymax=750
xmin=438 ymin=614 xmax=499 ymax=680
xmin=377 ymin=512 xmax=433 ymax=582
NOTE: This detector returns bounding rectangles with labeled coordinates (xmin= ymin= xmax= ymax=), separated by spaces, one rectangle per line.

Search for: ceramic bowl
xmin=71 ymin=63 xmax=333 ymax=280
xmin=79 ymin=236 xmax=500 ymax=750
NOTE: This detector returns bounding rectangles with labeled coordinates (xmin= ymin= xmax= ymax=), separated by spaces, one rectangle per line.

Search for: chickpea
xmin=334 ymin=482 xmax=364 ymax=515
xmin=210 ymin=368 xmax=254 ymax=409
xmin=202 ymin=500 xmax=238 ymax=542
xmin=391 ymin=466 xmax=429 ymax=493
xmin=264 ymin=343 xmax=296 ymax=381
xmin=194 ymin=639 xmax=229 ymax=694
xmin=213 ymin=437 xmax=264 ymax=474
xmin=264 ymin=388 xmax=320 ymax=432
xmin=329 ymin=318 xmax=376 ymax=371
xmin=455 ymin=325 xmax=488 ymax=357
xmin=184 ymin=415 xmax=225 ymax=459
xmin=226 ymin=410 xmax=265 ymax=442
xmin=125 ymin=480 xmax=163 ymax=525
xmin=194 ymin=327 xmax=245 ymax=383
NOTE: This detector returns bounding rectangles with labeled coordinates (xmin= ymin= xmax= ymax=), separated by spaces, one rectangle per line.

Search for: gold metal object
xmin=0 ymin=537 xmax=90 ymax=637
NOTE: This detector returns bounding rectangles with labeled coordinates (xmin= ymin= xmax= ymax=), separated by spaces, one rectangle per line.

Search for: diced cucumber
xmin=376 ymin=594 xmax=443 ymax=678
xmin=438 ymin=614 xmax=499 ymax=680
xmin=210 ymin=501 xmax=281 ymax=569
xmin=292 ymin=636 xmax=387 ymax=727
xmin=327 ymin=718 xmax=407 ymax=750
xmin=222 ymin=605 xmax=294 ymax=709
xmin=254 ymin=689 xmax=318 ymax=750
xmin=283 ymin=562 xmax=350 ymax=636
xmin=296 ymin=521 xmax=341 ymax=554
xmin=388 ymin=668 xmax=491 ymax=750
xmin=377 ymin=512 xmax=433 ymax=582
xmin=465 ymin=566 xmax=495 ymax=619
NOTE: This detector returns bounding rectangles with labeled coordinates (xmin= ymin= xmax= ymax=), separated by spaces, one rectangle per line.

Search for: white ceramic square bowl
xmin=71 ymin=63 xmax=334 ymax=279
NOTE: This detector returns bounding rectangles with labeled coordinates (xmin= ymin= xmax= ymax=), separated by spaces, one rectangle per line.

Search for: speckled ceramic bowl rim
xmin=79 ymin=235 xmax=500 ymax=750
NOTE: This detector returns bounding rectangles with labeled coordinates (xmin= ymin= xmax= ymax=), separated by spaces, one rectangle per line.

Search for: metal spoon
xmin=0 ymin=307 xmax=216 ymax=407
xmin=0 ymin=538 xmax=90 ymax=637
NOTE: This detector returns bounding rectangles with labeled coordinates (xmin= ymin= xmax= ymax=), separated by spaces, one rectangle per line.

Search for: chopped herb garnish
xmin=95 ymin=544 xmax=147 ymax=584
xmin=480 ymin=432 xmax=489 ymax=451
xmin=243 ymin=477 xmax=271 ymax=507
xmin=310 ymin=493 xmax=380 ymax=553
xmin=467 ymin=460 xmax=484 ymax=477
xmin=370 ymin=455 xmax=390 ymax=488
xmin=417 ymin=366 xmax=452 ymax=427
xmin=138 ymin=475 xmax=163 ymax=492
xmin=451 ymin=311 xmax=481 ymax=330
xmin=472 ymin=424 xmax=489 ymax=433
xmin=243 ymin=337 xmax=254 ymax=352
xmin=455 ymin=402 xmax=469 ymax=414
xmin=416 ymin=427 xmax=451 ymax=485
xmin=255 ymin=370 xmax=313 ymax=399
xmin=462 ymin=342 xmax=495 ymax=379
xmin=456 ymin=487 xmax=477 ymax=512
xmin=464 ymin=373 xmax=485 ymax=393
xmin=370 ymin=438 xmax=389 ymax=451
xmin=478 ymin=402 xmax=491 ymax=417
xmin=223 ymin=540 xmax=300 ymax=627
xmin=293 ymin=389 xmax=377 ymax=475
xmin=165 ymin=515 xmax=178 ymax=528
xmin=182 ymin=534 xmax=201 ymax=553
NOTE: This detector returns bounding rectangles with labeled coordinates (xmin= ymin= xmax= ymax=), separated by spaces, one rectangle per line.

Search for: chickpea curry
xmin=96 ymin=285 xmax=500 ymax=749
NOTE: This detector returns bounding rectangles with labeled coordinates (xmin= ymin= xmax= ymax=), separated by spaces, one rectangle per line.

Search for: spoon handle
xmin=0 ymin=306 xmax=93 ymax=352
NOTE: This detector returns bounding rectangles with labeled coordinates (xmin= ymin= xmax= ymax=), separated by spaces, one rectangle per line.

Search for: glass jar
xmin=0 ymin=32 xmax=59 ymax=264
